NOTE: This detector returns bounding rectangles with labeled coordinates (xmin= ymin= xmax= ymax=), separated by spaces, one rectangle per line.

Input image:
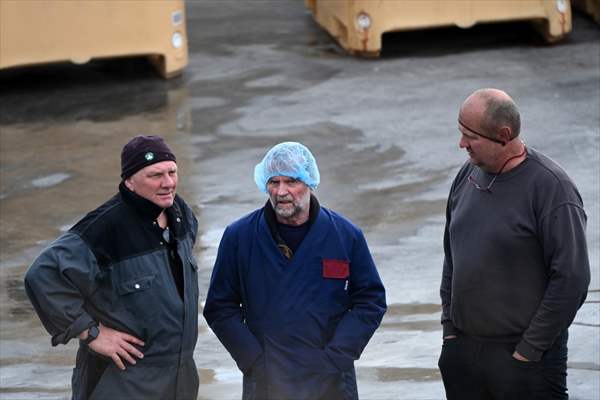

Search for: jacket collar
xmin=118 ymin=182 xmax=183 ymax=236
xmin=264 ymin=194 xmax=320 ymax=259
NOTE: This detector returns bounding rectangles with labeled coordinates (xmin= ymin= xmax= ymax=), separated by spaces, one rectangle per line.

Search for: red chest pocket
xmin=322 ymin=259 xmax=350 ymax=279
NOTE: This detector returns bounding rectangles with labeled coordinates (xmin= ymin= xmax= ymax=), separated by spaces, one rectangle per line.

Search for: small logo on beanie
xmin=144 ymin=152 xmax=155 ymax=161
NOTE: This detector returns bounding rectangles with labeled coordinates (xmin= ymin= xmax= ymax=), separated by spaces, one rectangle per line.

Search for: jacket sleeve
xmin=203 ymin=227 xmax=264 ymax=373
xmin=516 ymin=203 xmax=590 ymax=361
xmin=24 ymin=232 xmax=99 ymax=346
xmin=324 ymin=229 xmax=387 ymax=371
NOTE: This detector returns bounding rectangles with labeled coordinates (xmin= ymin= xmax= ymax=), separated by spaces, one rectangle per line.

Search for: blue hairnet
xmin=254 ymin=142 xmax=320 ymax=193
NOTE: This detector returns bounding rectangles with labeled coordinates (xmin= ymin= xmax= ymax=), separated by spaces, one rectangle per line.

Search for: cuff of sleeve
xmin=243 ymin=352 xmax=265 ymax=375
xmin=51 ymin=313 xmax=95 ymax=346
xmin=442 ymin=321 xmax=459 ymax=338
xmin=240 ymin=350 xmax=264 ymax=374
xmin=515 ymin=339 xmax=543 ymax=362
xmin=324 ymin=347 xmax=354 ymax=373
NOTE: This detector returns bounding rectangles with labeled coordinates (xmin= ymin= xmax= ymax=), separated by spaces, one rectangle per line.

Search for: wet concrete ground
xmin=1 ymin=1 xmax=599 ymax=399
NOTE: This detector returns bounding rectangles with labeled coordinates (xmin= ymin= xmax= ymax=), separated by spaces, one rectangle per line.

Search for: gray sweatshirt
xmin=440 ymin=146 xmax=590 ymax=361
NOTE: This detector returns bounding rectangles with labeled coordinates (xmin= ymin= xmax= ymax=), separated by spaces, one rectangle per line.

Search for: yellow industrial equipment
xmin=0 ymin=0 xmax=188 ymax=78
xmin=305 ymin=0 xmax=572 ymax=57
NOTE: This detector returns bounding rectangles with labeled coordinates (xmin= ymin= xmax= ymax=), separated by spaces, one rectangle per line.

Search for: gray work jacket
xmin=25 ymin=183 xmax=200 ymax=399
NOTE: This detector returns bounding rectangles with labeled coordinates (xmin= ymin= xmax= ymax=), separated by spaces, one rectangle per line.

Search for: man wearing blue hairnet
xmin=204 ymin=142 xmax=387 ymax=400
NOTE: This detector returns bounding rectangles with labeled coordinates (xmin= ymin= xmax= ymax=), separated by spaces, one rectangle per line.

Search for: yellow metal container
xmin=0 ymin=0 xmax=188 ymax=78
xmin=305 ymin=0 xmax=572 ymax=57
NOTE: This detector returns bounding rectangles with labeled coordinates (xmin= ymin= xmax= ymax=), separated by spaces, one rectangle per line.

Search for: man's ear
xmin=124 ymin=178 xmax=135 ymax=192
xmin=498 ymin=126 xmax=512 ymax=146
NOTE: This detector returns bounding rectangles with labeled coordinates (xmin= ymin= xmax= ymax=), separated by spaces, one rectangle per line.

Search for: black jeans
xmin=438 ymin=330 xmax=568 ymax=400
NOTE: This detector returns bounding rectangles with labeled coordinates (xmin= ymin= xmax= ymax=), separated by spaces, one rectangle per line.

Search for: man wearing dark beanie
xmin=25 ymin=135 xmax=200 ymax=400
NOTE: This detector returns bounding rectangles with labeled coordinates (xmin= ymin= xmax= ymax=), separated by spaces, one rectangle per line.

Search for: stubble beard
xmin=270 ymin=190 xmax=311 ymax=223
xmin=274 ymin=201 xmax=301 ymax=219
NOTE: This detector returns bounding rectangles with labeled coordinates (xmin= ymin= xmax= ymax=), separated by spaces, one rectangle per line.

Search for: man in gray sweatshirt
xmin=438 ymin=88 xmax=590 ymax=400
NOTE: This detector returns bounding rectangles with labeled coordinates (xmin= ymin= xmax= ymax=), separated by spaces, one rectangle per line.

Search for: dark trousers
xmin=438 ymin=330 xmax=568 ymax=400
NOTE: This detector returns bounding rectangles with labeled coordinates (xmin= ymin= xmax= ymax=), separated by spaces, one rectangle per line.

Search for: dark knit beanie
xmin=121 ymin=135 xmax=176 ymax=179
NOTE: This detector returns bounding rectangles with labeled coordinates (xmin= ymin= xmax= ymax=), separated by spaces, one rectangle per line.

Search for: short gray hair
xmin=480 ymin=93 xmax=521 ymax=139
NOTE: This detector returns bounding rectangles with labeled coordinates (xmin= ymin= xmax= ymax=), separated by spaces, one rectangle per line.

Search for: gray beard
xmin=274 ymin=203 xmax=302 ymax=219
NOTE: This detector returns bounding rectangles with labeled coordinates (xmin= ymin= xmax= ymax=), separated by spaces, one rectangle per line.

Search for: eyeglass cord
xmin=469 ymin=144 xmax=527 ymax=192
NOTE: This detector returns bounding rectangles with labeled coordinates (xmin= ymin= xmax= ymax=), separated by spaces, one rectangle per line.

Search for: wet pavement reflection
xmin=1 ymin=1 xmax=599 ymax=399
